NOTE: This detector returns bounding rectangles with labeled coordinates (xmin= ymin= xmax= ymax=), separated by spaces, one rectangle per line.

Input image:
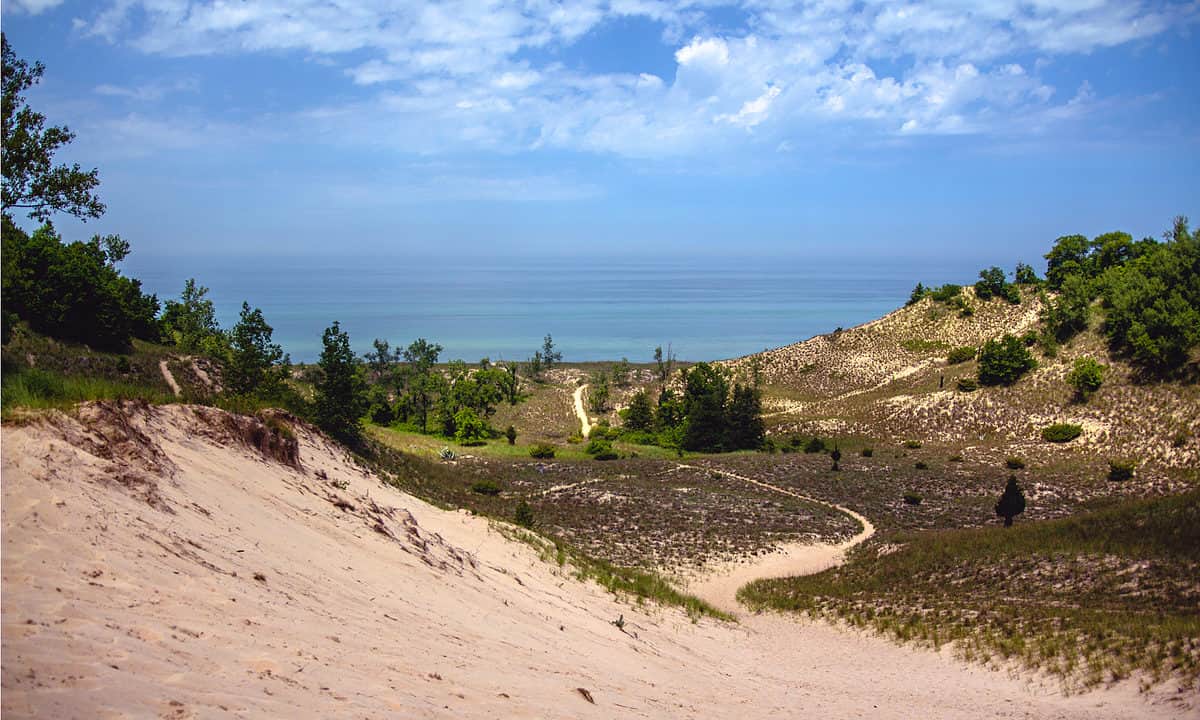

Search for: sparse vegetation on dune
xmin=740 ymin=490 xmax=1200 ymax=691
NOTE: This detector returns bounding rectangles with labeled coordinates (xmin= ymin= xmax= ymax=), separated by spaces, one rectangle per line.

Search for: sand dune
xmin=1 ymin=403 xmax=1180 ymax=718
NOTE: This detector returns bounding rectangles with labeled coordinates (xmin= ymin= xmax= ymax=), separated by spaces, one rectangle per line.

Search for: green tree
xmin=1066 ymin=356 xmax=1106 ymax=401
xmin=402 ymin=338 xmax=442 ymax=432
xmin=994 ymin=475 xmax=1026 ymax=527
xmin=314 ymin=321 xmax=368 ymax=444
xmin=1099 ymin=218 xmax=1200 ymax=370
xmin=612 ymin=357 xmax=632 ymax=387
xmin=724 ymin=382 xmax=764 ymax=451
xmin=160 ymin=278 xmax=226 ymax=355
xmin=1040 ymin=273 xmax=1092 ymax=341
xmin=2 ymin=34 xmax=103 ymax=221
xmin=453 ymin=407 xmax=488 ymax=445
xmin=587 ymin=370 xmax=610 ymax=413
xmin=1044 ymin=234 xmax=1091 ymax=290
xmin=541 ymin=334 xmax=562 ymax=371
xmin=1 ymin=219 xmax=159 ymax=351
xmin=653 ymin=344 xmax=675 ymax=386
xmin=363 ymin=338 xmax=399 ymax=381
xmin=623 ymin=389 xmax=654 ymax=432
xmin=977 ymin=334 xmax=1037 ymax=386
xmin=907 ymin=282 xmax=929 ymax=306
xmin=505 ymin=424 xmax=517 ymax=445
xmin=502 ymin=362 xmax=520 ymax=404
xmin=974 ymin=266 xmax=1007 ymax=301
xmin=526 ymin=350 xmax=543 ymax=380
xmin=1014 ymin=263 xmax=1039 ymax=285
xmin=226 ymin=302 xmax=285 ymax=396
xmin=681 ymin=362 xmax=729 ymax=452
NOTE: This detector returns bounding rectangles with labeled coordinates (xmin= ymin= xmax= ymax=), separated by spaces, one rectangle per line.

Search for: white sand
xmin=573 ymin=384 xmax=592 ymax=438
xmin=2 ymin=404 xmax=1188 ymax=718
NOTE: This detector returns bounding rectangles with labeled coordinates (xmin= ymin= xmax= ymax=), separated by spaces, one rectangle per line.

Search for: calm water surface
xmin=125 ymin=254 xmax=981 ymax=364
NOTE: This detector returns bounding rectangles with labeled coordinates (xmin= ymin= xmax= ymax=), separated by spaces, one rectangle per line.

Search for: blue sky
xmin=3 ymin=0 xmax=1198 ymax=266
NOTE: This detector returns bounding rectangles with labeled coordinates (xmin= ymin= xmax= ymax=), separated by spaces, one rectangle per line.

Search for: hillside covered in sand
xmin=2 ymin=401 xmax=1184 ymax=718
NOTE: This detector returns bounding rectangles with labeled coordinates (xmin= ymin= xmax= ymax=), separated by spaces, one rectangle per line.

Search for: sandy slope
xmin=1 ymin=403 xmax=1183 ymax=718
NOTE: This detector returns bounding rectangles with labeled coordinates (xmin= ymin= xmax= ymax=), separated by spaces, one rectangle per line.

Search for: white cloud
xmin=71 ymin=0 xmax=1196 ymax=159
xmin=675 ymin=36 xmax=730 ymax=67
xmin=4 ymin=0 xmax=65 ymax=14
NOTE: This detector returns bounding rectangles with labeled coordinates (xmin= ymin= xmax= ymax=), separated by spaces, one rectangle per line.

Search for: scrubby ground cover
xmin=368 ymin=429 xmax=856 ymax=571
xmin=740 ymin=490 xmax=1200 ymax=692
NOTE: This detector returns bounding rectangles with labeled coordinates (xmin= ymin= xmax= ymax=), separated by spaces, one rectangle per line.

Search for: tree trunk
xmin=1003 ymin=515 xmax=1013 ymax=527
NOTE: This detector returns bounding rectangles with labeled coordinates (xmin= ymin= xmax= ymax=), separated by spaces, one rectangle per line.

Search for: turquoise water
xmin=124 ymin=254 xmax=982 ymax=364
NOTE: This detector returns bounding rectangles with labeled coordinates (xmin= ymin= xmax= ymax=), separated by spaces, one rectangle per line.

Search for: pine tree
xmin=994 ymin=475 xmax=1026 ymax=527
xmin=314 ymin=321 xmax=368 ymax=444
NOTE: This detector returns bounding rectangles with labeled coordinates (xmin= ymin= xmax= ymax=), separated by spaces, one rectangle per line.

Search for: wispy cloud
xmin=67 ymin=0 xmax=1199 ymax=159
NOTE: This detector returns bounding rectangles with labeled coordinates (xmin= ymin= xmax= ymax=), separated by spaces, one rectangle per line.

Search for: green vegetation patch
xmin=740 ymin=490 xmax=1200 ymax=690
xmin=1042 ymin=423 xmax=1083 ymax=443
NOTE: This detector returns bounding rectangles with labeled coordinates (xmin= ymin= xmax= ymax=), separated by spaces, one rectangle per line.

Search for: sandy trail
xmin=676 ymin=464 xmax=874 ymax=614
xmin=158 ymin=359 xmax=182 ymax=397
xmin=2 ymin=403 xmax=1184 ymax=719
xmin=572 ymin=383 xmax=592 ymax=437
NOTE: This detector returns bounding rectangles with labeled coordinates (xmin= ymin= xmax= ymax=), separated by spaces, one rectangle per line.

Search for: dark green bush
xmin=1005 ymin=457 xmax=1026 ymax=470
xmin=914 ymin=461 xmax=928 ymax=470
xmin=903 ymin=493 xmax=922 ymax=505
xmin=1042 ymin=423 xmax=1083 ymax=443
xmin=930 ymin=284 xmax=963 ymax=302
xmin=1108 ymin=459 xmax=1136 ymax=481
xmin=956 ymin=377 xmax=978 ymax=392
xmin=470 ymin=480 xmax=502 ymax=496
xmin=803 ymin=437 xmax=827 ymax=453
xmin=978 ymin=334 xmax=1037 ymax=386
xmin=529 ymin=443 xmax=556 ymax=459
xmin=861 ymin=448 xmax=874 ymax=457
xmin=585 ymin=438 xmax=618 ymax=460
xmin=946 ymin=346 xmax=976 ymax=364
xmin=904 ymin=439 xmax=922 ymax=449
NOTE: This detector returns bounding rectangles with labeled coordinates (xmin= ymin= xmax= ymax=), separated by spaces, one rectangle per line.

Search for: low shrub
xmin=904 ymin=439 xmax=922 ymax=449
xmin=529 ymin=443 xmax=556 ymax=459
xmin=930 ymin=284 xmax=962 ymax=302
xmin=1066 ymin=356 xmax=1107 ymax=401
xmin=1108 ymin=459 xmax=1136 ymax=482
xmin=804 ymin=437 xmax=827 ymax=454
xmin=956 ymin=377 xmax=978 ymax=392
xmin=471 ymin=480 xmax=502 ymax=496
xmin=946 ymin=346 xmax=976 ymax=364
xmin=514 ymin=501 xmax=535 ymax=528
xmin=621 ymin=430 xmax=658 ymax=446
xmin=438 ymin=447 xmax=457 ymax=461
xmin=949 ymin=454 xmax=964 ymax=462
xmin=914 ymin=461 xmax=929 ymax=470
xmin=1042 ymin=423 xmax=1083 ymax=443
xmin=1005 ymin=457 xmax=1026 ymax=470
xmin=585 ymin=438 xmax=619 ymax=460
xmin=861 ymin=448 xmax=874 ymax=457
xmin=903 ymin=493 xmax=922 ymax=505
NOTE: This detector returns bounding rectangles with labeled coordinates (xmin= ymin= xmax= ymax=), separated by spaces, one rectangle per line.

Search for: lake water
xmin=124 ymin=254 xmax=982 ymax=364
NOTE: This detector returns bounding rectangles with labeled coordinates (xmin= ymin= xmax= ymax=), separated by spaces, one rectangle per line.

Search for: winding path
xmin=572 ymin=384 xmax=592 ymax=438
xmin=678 ymin=463 xmax=875 ymax=614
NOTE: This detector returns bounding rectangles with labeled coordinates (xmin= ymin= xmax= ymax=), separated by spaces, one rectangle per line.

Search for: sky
xmin=3 ymin=0 xmax=1199 ymax=265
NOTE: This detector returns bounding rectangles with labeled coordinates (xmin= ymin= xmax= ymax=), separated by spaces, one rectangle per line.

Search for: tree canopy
xmin=2 ymin=34 xmax=103 ymax=222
